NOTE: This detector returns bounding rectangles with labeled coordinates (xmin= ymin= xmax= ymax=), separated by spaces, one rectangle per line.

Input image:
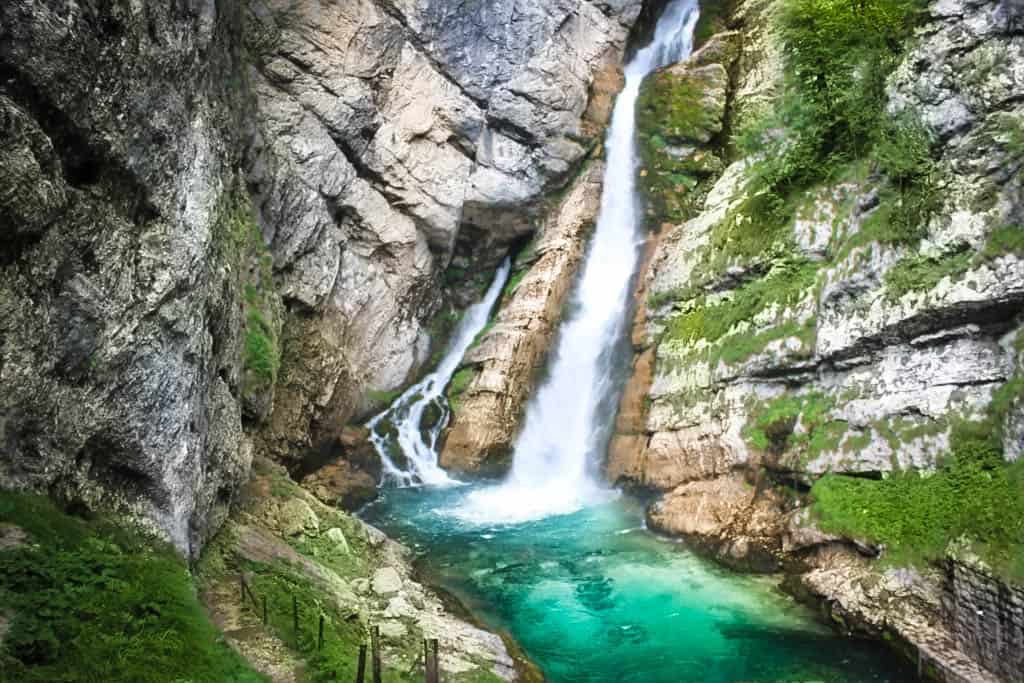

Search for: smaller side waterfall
xmin=367 ymin=258 xmax=511 ymax=487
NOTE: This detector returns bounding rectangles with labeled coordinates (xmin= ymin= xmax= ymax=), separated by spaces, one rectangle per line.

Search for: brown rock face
xmin=646 ymin=473 xmax=786 ymax=573
xmin=440 ymin=161 xmax=606 ymax=474
xmin=299 ymin=427 xmax=382 ymax=510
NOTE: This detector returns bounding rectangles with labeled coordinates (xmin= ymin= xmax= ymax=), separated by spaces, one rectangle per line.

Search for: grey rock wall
xmin=0 ymin=0 xmax=643 ymax=555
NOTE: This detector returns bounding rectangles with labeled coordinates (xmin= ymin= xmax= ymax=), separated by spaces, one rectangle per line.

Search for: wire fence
xmin=239 ymin=573 xmax=442 ymax=682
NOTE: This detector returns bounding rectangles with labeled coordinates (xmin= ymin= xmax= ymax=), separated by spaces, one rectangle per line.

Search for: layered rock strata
xmin=441 ymin=161 xmax=608 ymax=474
xmin=614 ymin=0 xmax=1024 ymax=680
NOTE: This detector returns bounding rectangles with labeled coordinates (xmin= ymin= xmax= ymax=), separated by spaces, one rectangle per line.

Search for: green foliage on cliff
xmin=220 ymin=183 xmax=281 ymax=396
xmin=447 ymin=368 xmax=476 ymax=413
xmin=882 ymin=248 xmax=972 ymax=302
xmin=693 ymin=0 xmax=732 ymax=49
xmin=884 ymin=224 xmax=1024 ymax=301
xmin=726 ymin=0 xmax=933 ymax=267
xmin=661 ymin=258 xmax=818 ymax=365
xmin=637 ymin=69 xmax=725 ymax=225
xmin=812 ymin=451 xmax=1024 ymax=583
xmin=743 ymin=392 xmax=846 ymax=463
xmin=980 ymin=224 xmax=1024 ymax=261
xmin=245 ymin=284 xmax=280 ymax=386
xmin=813 ymin=375 xmax=1024 ymax=583
xmin=0 ymin=493 xmax=265 ymax=683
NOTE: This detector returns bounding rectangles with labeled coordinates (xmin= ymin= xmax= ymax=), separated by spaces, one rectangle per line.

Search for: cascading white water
xmin=367 ymin=258 xmax=511 ymax=487
xmin=453 ymin=0 xmax=701 ymax=524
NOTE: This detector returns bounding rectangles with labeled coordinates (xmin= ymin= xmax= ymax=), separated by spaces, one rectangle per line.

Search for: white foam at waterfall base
xmin=366 ymin=257 xmax=511 ymax=487
xmin=451 ymin=0 xmax=701 ymax=526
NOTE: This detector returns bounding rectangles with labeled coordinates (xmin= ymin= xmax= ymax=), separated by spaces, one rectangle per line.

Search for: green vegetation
xmin=219 ymin=183 xmax=281 ymax=395
xmin=693 ymin=0 xmax=732 ymax=48
xmin=244 ymin=285 xmax=280 ymax=387
xmin=503 ymin=269 xmax=527 ymax=299
xmin=368 ymin=389 xmax=403 ymax=406
xmin=713 ymin=0 xmax=933 ymax=275
xmin=812 ymin=372 xmax=1024 ymax=583
xmin=979 ymin=224 xmax=1024 ymax=262
xmin=637 ymin=68 xmax=726 ymax=225
xmin=883 ymin=224 xmax=1024 ymax=301
xmin=812 ymin=449 xmax=1024 ymax=583
xmin=660 ymin=258 xmax=818 ymax=366
xmin=447 ymin=368 xmax=476 ymax=413
xmin=882 ymin=249 xmax=972 ymax=302
xmin=743 ymin=392 xmax=846 ymax=464
xmin=0 ymin=492 xmax=264 ymax=683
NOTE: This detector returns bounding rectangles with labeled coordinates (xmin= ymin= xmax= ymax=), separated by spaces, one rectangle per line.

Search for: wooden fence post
xmin=318 ymin=614 xmax=325 ymax=651
xmin=355 ymin=643 xmax=367 ymax=683
xmin=371 ymin=625 xmax=382 ymax=683
xmin=428 ymin=638 xmax=439 ymax=683
xmin=292 ymin=595 xmax=299 ymax=646
xmin=262 ymin=595 xmax=268 ymax=625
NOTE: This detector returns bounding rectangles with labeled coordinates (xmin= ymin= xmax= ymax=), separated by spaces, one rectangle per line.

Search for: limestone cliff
xmin=0 ymin=0 xmax=642 ymax=556
xmin=614 ymin=0 xmax=1024 ymax=680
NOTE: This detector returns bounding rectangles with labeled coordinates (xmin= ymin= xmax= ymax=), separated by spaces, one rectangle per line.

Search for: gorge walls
xmin=0 ymin=0 xmax=643 ymax=555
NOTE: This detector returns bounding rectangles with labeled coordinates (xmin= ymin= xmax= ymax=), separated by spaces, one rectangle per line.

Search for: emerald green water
xmin=363 ymin=487 xmax=919 ymax=683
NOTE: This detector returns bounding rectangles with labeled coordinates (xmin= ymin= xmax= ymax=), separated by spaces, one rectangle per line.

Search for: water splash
xmin=453 ymin=0 xmax=701 ymax=525
xmin=367 ymin=258 xmax=511 ymax=487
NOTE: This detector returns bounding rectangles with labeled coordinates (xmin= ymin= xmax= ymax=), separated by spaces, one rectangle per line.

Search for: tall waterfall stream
xmin=364 ymin=1 xmax=918 ymax=680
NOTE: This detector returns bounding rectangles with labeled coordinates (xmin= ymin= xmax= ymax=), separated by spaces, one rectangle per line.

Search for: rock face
xmin=205 ymin=458 xmax=522 ymax=681
xmin=244 ymin=0 xmax=643 ymax=468
xmin=616 ymin=0 xmax=1024 ymax=680
xmin=0 ymin=0 xmax=643 ymax=555
xmin=0 ymin=0 xmax=253 ymax=556
xmin=441 ymin=161 xmax=607 ymax=474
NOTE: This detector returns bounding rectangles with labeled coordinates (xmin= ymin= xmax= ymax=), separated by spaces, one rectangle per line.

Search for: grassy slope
xmin=0 ymin=492 xmax=265 ymax=683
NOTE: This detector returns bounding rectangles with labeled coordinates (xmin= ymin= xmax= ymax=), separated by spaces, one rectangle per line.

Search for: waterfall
xmin=367 ymin=258 xmax=511 ymax=487
xmin=453 ymin=0 xmax=701 ymax=524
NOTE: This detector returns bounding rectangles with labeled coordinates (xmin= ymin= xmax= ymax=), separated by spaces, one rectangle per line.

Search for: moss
xmin=662 ymin=258 xmax=818 ymax=348
xmin=446 ymin=368 xmax=477 ymax=414
xmin=368 ymin=389 xmax=402 ymax=406
xmin=692 ymin=0 xmax=733 ymax=49
xmin=503 ymin=269 xmax=526 ymax=299
xmin=743 ymin=392 xmax=839 ymax=463
xmin=218 ymin=183 xmax=280 ymax=396
xmin=638 ymin=71 xmax=720 ymax=146
xmin=0 ymin=493 xmax=265 ymax=683
xmin=636 ymin=64 xmax=727 ymax=225
xmin=979 ymin=224 xmax=1024 ymax=263
xmin=883 ymin=248 xmax=972 ymax=302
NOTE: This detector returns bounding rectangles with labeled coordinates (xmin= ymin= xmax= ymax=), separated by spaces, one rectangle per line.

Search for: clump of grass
xmin=743 ymin=392 xmax=843 ymax=463
xmin=0 ymin=492 xmax=265 ymax=683
xmin=812 ymin=449 xmax=1024 ymax=583
xmin=663 ymin=258 xmax=818 ymax=347
xmin=979 ymin=224 xmax=1024 ymax=262
xmin=883 ymin=249 xmax=972 ymax=302
xmin=812 ymin=375 xmax=1024 ymax=583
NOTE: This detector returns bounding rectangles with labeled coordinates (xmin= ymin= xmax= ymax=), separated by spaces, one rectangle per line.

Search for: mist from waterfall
xmin=453 ymin=0 xmax=701 ymax=524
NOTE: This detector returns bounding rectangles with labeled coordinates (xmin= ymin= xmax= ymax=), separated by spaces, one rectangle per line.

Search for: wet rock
xmin=646 ymin=474 xmax=785 ymax=573
xmin=441 ymin=161 xmax=607 ymax=474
